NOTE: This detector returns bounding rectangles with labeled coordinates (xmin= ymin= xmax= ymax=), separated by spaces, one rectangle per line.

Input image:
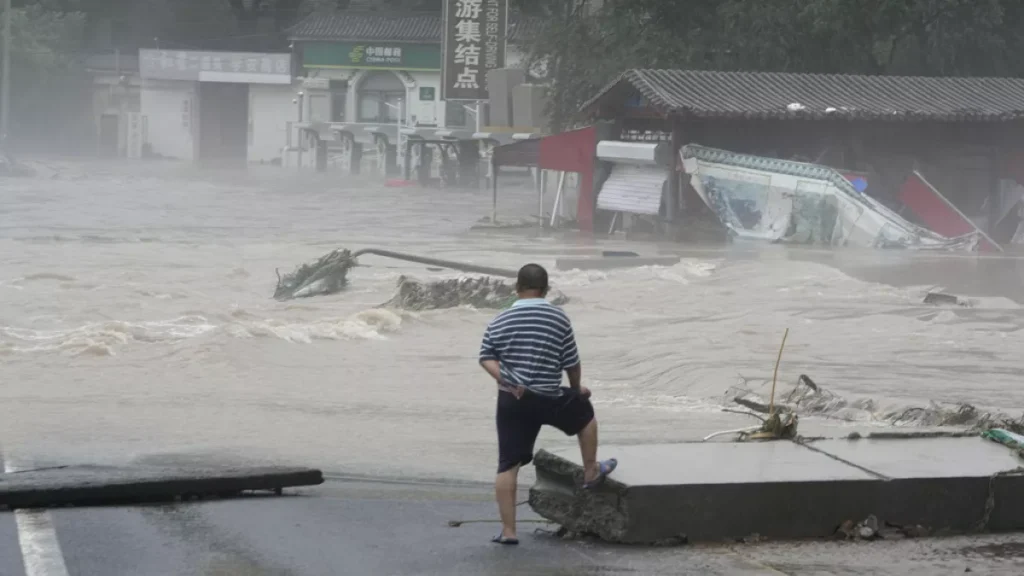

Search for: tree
xmin=518 ymin=0 xmax=1024 ymax=130
xmin=3 ymin=1 xmax=90 ymax=152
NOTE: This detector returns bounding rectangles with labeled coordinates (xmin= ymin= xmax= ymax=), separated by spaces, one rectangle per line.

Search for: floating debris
xmin=924 ymin=291 xmax=972 ymax=307
xmin=680 ymin=144 xmax=981 ymax=251
xmin=274 ymin=249 xmax=356 ymax=301
xmin=728 ymin=374 xmax=1024 ymax=433
xmin=380 ymin=275 xmax=569 ymax=311
xmin=274 ymin=248 xmax=518 ymax=301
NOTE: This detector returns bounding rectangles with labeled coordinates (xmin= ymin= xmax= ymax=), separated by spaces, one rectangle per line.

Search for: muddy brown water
xmin=1 ymin=160 xmax=1022 ymax=482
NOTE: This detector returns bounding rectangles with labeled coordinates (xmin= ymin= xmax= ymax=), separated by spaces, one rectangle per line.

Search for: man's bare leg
xmin=577 ymin=418 xmax=600 ymax=483
xmin=495 ymin=466 xmax=520 ymax=539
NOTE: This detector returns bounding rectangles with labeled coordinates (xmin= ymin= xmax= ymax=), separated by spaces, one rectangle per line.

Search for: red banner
xmin=899 ymin=172 xmax=1000 ymax=252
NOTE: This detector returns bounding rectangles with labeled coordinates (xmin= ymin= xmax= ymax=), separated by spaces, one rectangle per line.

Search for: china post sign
xmin=441 ymin=0 xmax=508 ymax=101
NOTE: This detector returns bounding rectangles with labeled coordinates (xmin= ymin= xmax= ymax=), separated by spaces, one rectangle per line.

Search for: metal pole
xmin=475 ymin=102 xmax=482 ymax=132
xmin=550 ymin=171 xmax=566 ymax=229
xmin=1 ymin=0 xmax=12 ymax=152
xmin=296 ymin=92 xmax=304 ymax=169
xmin=350 ymin=248 xmax=517 ymax=278
xmin=491 ymin=157 xmax=498 ymax=223
xmin=397 ymin=98 xmax=403 ymax=173
xmin=537 ymin=168 xmax=545 ymax=231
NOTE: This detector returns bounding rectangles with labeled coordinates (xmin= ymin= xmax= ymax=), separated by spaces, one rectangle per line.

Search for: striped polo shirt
xmin=479 ymin=298 xmax=581 ymax=396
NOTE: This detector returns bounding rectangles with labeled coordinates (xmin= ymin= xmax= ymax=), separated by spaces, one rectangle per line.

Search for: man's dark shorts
xmin=496 ymin=387 xmax=595 ymax=474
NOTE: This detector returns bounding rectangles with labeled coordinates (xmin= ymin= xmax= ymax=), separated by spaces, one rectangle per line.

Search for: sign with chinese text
xmin=442 ymin=0 xmax=508 ymax=101
xmin=139 ymin=50 xmax=292 ymax=84
xmin=301 ymin=43 xmax=441 ymax=71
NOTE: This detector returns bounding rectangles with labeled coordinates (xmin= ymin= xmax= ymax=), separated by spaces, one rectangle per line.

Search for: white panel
xmin=140 ymin=82 xmax=195 ymax=161
xmin=597 ymin=141 xmax=664 ymax=165
xmin=198 ymin=71 xmax=292 ymax=84
xmin=597 ymin=164 xmax=667 ymax=216
xmin=408 ymin=71 xmax=440 ymax=127
xmin=248 ymin=84 xmax=298 ymax=163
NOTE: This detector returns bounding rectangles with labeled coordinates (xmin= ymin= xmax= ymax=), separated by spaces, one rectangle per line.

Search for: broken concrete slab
xmin=0 ymin=465 xmax=323 ymax=509
xmin=555 ymin=255 xmax=681 ymax=272
xmin=530 ymin=442 xmax=877 ymax=544
xmin=924 ymin=292 xmax=971 ymax=307
xmin=529 ymin=437 xmax=1024 ymax=544
xmin=804 ymin=437 xmax=1024 ymax=533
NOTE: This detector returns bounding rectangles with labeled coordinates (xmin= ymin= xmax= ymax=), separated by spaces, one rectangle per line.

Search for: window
xmin=419 ymin=87 xmax=435 ymax=101
xmin=357 ymin=71 xmax=405 ymax=123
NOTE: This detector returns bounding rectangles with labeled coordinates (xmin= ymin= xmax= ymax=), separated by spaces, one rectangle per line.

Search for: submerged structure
xmin=571 ymin=69 xmax=1024 ymax=246
xmin=273 ymin=248 xmax=566 ymax=310
xmin=381 ymin=275 xmax=568 ymax=311
xmin=680 ymin=144 xmax=980 ymax=250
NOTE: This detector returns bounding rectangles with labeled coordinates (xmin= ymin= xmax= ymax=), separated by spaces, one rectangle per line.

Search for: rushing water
xmin=1 ymin=160 xmax=1023 ymax=482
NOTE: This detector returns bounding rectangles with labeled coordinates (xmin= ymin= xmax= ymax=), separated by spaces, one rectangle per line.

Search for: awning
xmin=597 ymin=164 xmax=666 ymax=216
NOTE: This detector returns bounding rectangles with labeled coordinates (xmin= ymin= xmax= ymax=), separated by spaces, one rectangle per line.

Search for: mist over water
xmin=2 ymin=160 xmax=1023 ymax=482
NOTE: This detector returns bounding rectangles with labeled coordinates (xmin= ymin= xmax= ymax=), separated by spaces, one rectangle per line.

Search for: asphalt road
xmin=2 ymin=478 xmax=1024 ymax=576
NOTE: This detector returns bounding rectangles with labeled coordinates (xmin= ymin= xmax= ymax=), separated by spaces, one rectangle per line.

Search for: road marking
xmin=4 ymin=460 xmax=70 ymax=576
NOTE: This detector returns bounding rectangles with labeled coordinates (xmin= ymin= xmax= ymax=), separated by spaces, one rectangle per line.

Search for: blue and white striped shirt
xmin=479 ymin=298 xmax=581 ymax=396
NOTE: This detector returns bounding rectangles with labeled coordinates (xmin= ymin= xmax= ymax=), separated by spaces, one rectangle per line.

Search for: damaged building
xmin=576 ymin=69 xmax=1024 ymax=250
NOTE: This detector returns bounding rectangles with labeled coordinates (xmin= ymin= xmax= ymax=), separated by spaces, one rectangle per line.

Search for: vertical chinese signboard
xmin=442 ymin=0 xmax=508 ymax=101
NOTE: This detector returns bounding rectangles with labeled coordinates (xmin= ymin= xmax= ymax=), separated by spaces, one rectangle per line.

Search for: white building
xmin=86 ymin=53 xmax=142 ymax=158
xmin=138 ymin=49 xmax=296 ymax=165
xmin=286 ymin=9 xmax=535 ymax=132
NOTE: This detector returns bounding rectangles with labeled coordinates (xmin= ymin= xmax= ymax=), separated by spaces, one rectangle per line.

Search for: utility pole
xmin=1 ymin=0 xmax=11 ymax=153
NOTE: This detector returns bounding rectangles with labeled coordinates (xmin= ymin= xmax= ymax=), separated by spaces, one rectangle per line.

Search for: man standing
xmin=479 ymin=263 xmax=617 ymax=545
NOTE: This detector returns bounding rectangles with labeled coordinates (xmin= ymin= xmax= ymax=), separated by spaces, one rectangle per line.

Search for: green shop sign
xmin=302 ymin=42 xmax=441 ymax=71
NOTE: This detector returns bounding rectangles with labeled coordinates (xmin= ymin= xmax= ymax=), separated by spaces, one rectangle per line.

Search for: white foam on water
xmin=226 ymin=308 xmax=405 ymax=343
xmin=0 ymin=316 xmax=217 ymax=356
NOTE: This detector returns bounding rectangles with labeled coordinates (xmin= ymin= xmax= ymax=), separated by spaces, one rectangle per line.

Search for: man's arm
xmin=479 ymin=326 xmax=502 ymax=383
xmin=566 ymin=363 xmax=582 ymax=390
xmin=480 ymin=359 xmax=502 ymax=382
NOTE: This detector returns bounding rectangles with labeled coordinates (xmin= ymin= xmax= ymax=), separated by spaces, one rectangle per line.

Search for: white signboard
xmin=139 ymin=50 xmax=292 ymax=85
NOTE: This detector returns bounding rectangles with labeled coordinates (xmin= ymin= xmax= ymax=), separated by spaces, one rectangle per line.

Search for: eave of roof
xmin=580 ymin=69 xmax=1024 ymax=123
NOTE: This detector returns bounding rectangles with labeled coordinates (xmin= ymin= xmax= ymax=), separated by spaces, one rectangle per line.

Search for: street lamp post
xmin=384 ymin=98 xmax=403 ymax=173
xmin=294 ymin=91 xmax=305 ymax=168
xmin=1 ymin=0 xmax=12 ymax=153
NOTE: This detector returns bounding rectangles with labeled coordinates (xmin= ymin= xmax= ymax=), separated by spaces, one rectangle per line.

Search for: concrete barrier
xmin=0 ymin=465 xmax=324 ymax=509
xmin=529 ymin=436 xmax=1024 ymax=544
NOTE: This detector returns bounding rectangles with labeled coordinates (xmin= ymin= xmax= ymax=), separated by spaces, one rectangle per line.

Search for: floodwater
xmin=1 ymin=160 xmax=1023 ymax=483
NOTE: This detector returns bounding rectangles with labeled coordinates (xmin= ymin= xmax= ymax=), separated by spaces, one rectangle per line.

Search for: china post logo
xmin=348 ymin=46 xmax=365 ymax=64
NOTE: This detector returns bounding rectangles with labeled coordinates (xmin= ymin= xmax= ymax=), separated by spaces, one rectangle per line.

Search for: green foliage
xmin=517 ymin=0 xmax=1024 ymax=130
xmin=4 ymin=2 xmax=91 ymax=152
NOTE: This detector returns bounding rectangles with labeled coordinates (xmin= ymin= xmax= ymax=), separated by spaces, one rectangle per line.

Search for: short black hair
xmin=516 ymin=263 xmax=549 ymax=293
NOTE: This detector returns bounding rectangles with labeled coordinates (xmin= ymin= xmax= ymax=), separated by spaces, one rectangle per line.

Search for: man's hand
xmin=501 ymin=382 xmax=527 ymax=399
xmin=579 ymin=386 xmax=592 ymax=400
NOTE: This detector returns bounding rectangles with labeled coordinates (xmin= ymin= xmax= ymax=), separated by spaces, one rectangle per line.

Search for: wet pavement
xmin=2 ymin=478 xmax=1024 ymax=575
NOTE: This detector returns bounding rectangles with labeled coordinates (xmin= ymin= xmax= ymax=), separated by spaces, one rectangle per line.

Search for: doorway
xmin=98 ymin=113 xmax=119 ymax=157
xmin=197 ymin=82 xmax=249 ymax=167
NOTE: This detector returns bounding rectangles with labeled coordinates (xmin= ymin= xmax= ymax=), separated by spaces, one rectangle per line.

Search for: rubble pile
xmin=381 ymin=275 xmax=569 ymax=311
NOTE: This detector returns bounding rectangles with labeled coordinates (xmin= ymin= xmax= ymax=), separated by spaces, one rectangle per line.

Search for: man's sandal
xmin=581 ymin=458 xmax=618 ymax=490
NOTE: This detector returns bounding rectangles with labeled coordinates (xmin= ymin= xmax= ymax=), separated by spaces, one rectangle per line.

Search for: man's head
xmin=516 ymin=263 xmax=549 ymax=298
